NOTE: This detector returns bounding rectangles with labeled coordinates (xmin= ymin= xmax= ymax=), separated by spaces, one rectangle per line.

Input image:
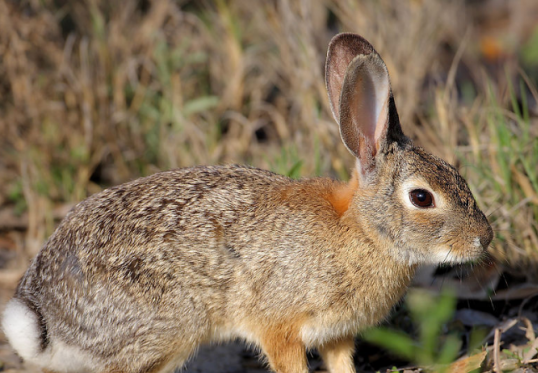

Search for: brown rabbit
xmin=2 ymin=33 xmax=492 ymax=373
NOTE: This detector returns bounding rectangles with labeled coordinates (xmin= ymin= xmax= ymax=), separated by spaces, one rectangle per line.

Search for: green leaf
xmin=362 ymin=327 xmax=416 ymax=361
xmin=286 ymin=160 xmax=303 ymax=179
xmin=437 ymin=334 xmax=462 ymax=365
xmin=183 ymin=96 xmax=220 ymax=117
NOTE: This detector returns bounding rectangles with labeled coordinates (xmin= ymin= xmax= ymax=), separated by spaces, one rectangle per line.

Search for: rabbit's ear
xmin=326 ymin=33 xmax=375 ymax=123
xmin=326 ymin=33 xmax=404 ymax=184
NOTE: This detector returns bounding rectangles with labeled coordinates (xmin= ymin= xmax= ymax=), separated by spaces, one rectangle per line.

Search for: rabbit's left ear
xmin=325 ymin=33 xmax=404 ymax=183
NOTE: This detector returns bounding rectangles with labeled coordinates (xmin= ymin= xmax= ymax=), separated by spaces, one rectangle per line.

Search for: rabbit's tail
xmin=2 ymin=298 xmax=105 ymax=372
xmin=2 ymin=298 xmax=48 ymax=361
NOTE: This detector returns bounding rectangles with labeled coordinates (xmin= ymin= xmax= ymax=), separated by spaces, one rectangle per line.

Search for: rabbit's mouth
xmin=388 ymin=237 xmax=489 ymax=266
xmin=431 ymin=238 xmax=489 ymax=265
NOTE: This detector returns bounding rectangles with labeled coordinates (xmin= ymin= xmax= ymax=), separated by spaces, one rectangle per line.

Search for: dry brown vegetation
xmin=0 ymin=0 xmax=538 ymax=372
xmin=0 ymin=0 xmax=537 ymax=266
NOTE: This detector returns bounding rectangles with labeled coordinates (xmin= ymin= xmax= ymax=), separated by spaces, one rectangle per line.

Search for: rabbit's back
xmin=11 ymin=165 xmax=351 ymax=370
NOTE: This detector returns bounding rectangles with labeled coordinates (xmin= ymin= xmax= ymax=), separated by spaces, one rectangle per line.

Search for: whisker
xmin=486 ymin=206 xmax=503 ymax=218
xmin=442 ymin=244 xmax=455 ymax=266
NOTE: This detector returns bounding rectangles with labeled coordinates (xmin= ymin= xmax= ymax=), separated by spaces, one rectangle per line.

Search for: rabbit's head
xmin=326 ymin=33 xmax=493 ymax=266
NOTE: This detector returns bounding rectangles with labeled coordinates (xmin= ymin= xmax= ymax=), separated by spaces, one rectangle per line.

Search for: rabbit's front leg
xmin=319 ymin=337 xmax=356 ymax=373
xmin=259 ymin=329 xmax=308 ymax=373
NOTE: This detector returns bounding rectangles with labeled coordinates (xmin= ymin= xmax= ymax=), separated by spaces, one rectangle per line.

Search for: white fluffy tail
xmin=2 ymin=298 xmax=101 ymax=373
xmin=2 ymin=298 xmax=44 ymax=361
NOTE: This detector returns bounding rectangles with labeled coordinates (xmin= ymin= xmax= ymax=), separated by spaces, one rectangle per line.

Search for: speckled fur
xmin=2 ymin=34 xmax=492 ymax=373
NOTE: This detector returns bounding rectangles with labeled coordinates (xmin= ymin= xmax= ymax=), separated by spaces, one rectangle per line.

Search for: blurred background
xmin=0 ymin=0 xmax=537 ymax=372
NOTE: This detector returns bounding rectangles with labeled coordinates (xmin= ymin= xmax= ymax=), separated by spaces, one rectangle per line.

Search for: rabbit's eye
xmin=409 ymin=189 xmax=434 ymax=208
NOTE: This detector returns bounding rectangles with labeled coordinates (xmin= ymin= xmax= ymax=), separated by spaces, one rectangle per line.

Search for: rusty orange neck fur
xmin=326 ymin=170 xmax=359 ymax=217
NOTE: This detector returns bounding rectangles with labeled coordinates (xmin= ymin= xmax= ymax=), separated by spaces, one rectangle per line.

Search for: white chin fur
xmin=389 ymin=246 xmax=459 ymax=266
xmin=430 ymin=248 xmax=458 ymax=265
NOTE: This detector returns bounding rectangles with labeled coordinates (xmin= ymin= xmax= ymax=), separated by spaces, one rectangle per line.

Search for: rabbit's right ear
xmin=326 ymin=33 xmax=404 ymax=185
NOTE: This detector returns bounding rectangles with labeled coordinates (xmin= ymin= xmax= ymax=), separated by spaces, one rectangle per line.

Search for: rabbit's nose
xmin=480 ymin=226 xmax=494 ymax=250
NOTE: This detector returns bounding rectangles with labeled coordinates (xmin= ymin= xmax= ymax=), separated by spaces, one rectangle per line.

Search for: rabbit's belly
xmin=300 ymin=318 xmax=361 ymax=347
xmin=210 ymin=324 xmax=260 ymax=345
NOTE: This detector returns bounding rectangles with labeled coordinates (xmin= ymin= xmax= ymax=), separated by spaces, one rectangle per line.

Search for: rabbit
xmin=2 ymin=33 xmax=493 ymax=373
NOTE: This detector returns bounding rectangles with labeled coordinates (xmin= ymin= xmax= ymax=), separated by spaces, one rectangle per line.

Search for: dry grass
xmin=1 ymin=2 xmax=538 ymax=371
xmin=0 ymin=0 xmax=537 ymax=267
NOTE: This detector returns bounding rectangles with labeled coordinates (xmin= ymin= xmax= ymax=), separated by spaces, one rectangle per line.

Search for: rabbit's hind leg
xmin=104 ymin=357 xmax=173 ymax=373
xmin=104 ymin=343 xmax=195 ymax=373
